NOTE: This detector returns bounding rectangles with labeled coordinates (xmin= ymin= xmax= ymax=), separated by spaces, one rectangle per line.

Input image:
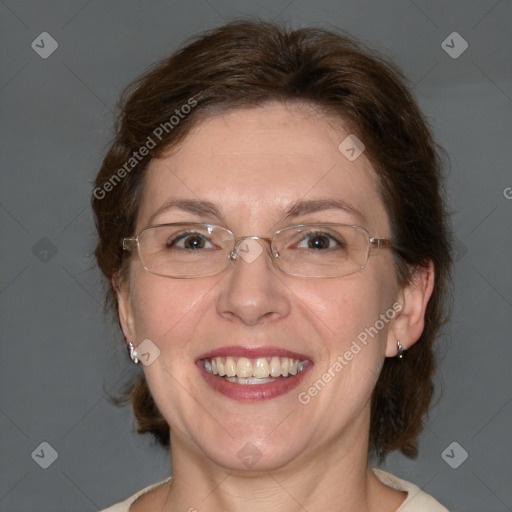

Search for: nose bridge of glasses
xmin=229 ymin=235 xmax=274 ymax=261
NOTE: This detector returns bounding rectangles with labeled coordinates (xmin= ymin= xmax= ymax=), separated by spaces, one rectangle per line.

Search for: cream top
xmin=99 ymin=467 xmax=450 ymax=511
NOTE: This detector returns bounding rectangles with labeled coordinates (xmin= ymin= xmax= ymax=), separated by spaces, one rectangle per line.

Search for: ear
xmin=113 ymin=272 xmax=137 ymax=344
xmin=386 ymin=261 xmax=435 ymax=357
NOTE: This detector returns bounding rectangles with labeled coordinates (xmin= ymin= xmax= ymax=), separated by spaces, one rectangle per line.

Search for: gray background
xmin=1 ymin=1 xmax=511 ymax=511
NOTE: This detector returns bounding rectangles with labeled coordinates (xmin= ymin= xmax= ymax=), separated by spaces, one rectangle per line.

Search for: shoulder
xmin=99 ymin=476 xmax=172 ymax=512
xmin=371 ymin=468 xmax=450 ymax=512
xmin=99 ymin=470 xmax=448 ymax=512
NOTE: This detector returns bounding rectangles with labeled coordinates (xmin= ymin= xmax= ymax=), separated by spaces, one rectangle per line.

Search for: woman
xmin=95 ymin=20 xmax=452 ymax=512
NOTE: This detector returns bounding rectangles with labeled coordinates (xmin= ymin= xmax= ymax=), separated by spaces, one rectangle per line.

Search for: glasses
xmin=122 ymin=223 xmax=392 ymax=279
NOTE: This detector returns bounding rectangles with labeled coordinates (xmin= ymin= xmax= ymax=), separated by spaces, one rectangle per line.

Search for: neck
xmin=161 ymin=411 xmax=397 ymax=512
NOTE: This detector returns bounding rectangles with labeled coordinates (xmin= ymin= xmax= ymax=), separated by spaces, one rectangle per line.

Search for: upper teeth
xmin=203 ymin=356 xmax=307 ymax=379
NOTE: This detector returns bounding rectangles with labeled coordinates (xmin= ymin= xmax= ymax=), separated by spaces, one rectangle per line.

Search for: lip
xmin=197 ymin=361 xmax=312 ymax=401
xmin=196 ymin=345 xmax=311 ymax=361
xmin=196 ymin=346 xmax=313 ymax=402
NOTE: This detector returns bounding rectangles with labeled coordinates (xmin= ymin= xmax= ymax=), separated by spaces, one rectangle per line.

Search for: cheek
xmin=127 ymin=254 xmax=398 ymax=363
xmin=293 ymin=272 xmax=396 ymax=342
xmin=289 ymin=270 xmax=399 ymax=403
xmin=129 ymin=270 xmax=216 ymax=345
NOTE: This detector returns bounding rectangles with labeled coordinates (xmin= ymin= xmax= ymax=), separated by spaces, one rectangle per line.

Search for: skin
xmin=117 ymin=102 xmax=434 ymax=512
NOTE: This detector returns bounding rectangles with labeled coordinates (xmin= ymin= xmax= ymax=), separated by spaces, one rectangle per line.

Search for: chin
xmin=204 ymin=440 xmax=305 ymax=474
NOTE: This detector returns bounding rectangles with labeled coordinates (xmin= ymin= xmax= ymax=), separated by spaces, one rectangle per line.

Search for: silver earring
xmin=127 ymin=341 xmax=139 ymax=364
xmin=397 ymin=340 xmax=405 ymax=360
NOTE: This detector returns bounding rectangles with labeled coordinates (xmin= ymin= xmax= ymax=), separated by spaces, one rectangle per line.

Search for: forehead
xmin=137 ymin=103 xmax=390 ymax=234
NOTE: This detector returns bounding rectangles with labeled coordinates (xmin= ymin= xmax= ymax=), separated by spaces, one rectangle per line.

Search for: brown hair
xmin=92 ymin=20 xmax=452 ymax=460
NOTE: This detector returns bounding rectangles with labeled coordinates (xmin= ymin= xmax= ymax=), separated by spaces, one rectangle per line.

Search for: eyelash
xmin=166 ymin=232 xmax=215 ymax=249
xmin=295 ymin=231 xmax=346 ymax=249
xmin=165 ymin=230 xmax=346 ymax=251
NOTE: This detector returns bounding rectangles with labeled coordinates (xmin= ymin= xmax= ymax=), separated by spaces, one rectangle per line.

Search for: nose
xmin=216 ymin=237 xmax=291 ymax=326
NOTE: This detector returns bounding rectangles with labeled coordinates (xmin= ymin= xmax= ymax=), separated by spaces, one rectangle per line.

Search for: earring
xmin=397 ymin=340 xmax=405 ymax=360
xmin=127 ymin=341 xmax=139 ymax=364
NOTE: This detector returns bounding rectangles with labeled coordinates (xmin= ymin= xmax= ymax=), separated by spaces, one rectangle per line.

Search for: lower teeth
xmin=225 ymin=377 xmax=277 ymax=384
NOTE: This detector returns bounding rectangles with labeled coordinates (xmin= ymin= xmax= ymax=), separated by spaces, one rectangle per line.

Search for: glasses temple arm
xmin=370 ymin=237 xmax=393 ymax=248
xmin=122 ymin=238 xmax=138 ymax=251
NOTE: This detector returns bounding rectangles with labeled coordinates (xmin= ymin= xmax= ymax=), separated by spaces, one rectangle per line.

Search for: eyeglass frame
xmin=122 ymin=222 xmax=393 ymax=279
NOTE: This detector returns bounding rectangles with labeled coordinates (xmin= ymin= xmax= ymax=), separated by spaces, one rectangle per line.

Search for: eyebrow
xmin=147 ymin=198 xmax=365 ymax=227
xmin=147 ymin=199 xmax=222 ymax=226
xmin=283 ymin=199 xmax=364 ymax=223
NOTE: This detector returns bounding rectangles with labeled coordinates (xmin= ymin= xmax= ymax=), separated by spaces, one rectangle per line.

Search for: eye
xmin=166 ymin=232 xmax=215 ymax=250
xmin=296 ymin=231 xmax=344 ymax=250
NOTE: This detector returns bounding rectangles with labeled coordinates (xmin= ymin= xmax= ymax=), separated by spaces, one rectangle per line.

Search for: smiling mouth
xmin=201 ymin=356 xmax=309 ymax=384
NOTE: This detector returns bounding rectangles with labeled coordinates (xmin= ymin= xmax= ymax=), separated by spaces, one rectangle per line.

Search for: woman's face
xmin=118 ymin=102 xmax=417 ymax=471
